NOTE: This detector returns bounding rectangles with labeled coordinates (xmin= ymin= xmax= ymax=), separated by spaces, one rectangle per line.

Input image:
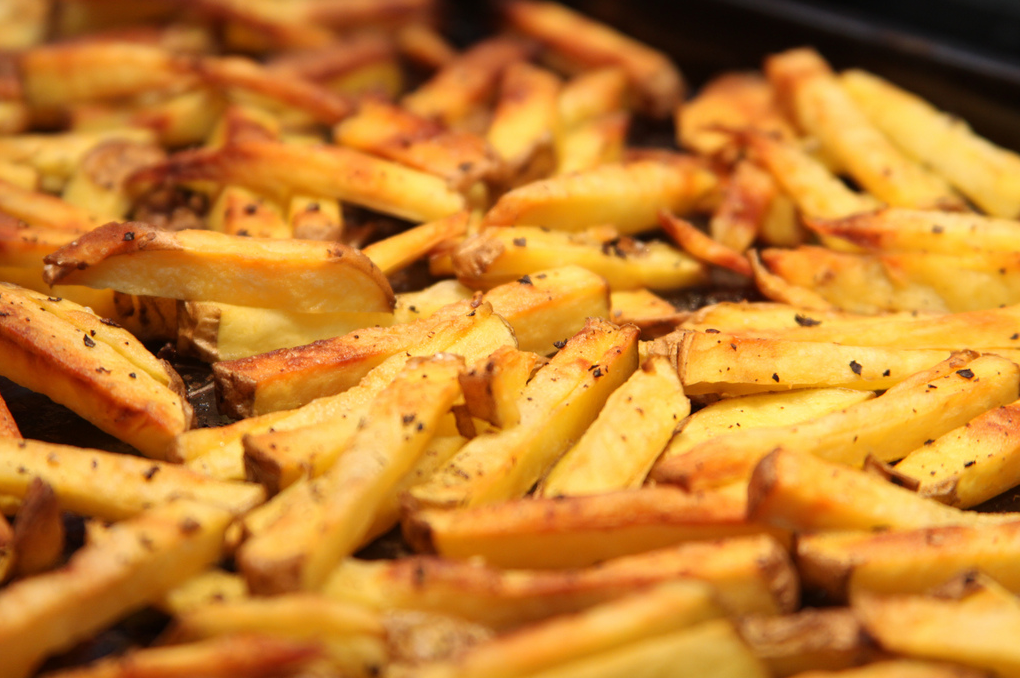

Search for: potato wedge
xmin=458 ymin=346 xmax=544 ymax=429
xmin=43 ymin=221 xmax=394 ymax=314
xmin=327 ymin=534 xmax=798 ymax=625
xmin=483 ymin=158 xmax=718 ymax=234
xmin=408 ymin=319 xmax=639 ymax=509
xmin=504 ymin=0 xmax=683 ymax=118
xmin=0 ymin=499 xmax=233 ymax=678
xmin=404 ymin=485 xmax=781 ymax=569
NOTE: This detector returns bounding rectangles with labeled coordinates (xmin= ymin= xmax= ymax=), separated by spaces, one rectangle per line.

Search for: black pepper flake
xmin=513 ymin=237 xmax=527 ymax=247
xmin=402 ymin=414 xmax=416 ymax=425
xmin=244 ymin=203 xmax=258 ymax=215
xmin=932 ymin=225 xmax=944 ymax=234
xmin=306 ymin=202 xmax=320 ymax=212
xmin=849 ymin=360 xmax=863 ymax=375
xmin=956 ymin=368 xmax=975 ymax=380
xmin=179 ymin=518 xmax=200 ymax=534
xmin=771 ymin=373 xmax=780 ymax=382
xmin=143 ymin=466 xmax=160 ymax=481
xmin=883 ymin=369 xmax=891 ymax=377
xmin=96 ymin=366 xmax=110 ymax=374
xmin=99 ymin=317 xmax=121 ymax=327
xmin=518 ymin=274 xmax=533 ymax=285
xmin=123 ymin=231 xmax=135 ymax=241
xmin=47 ymin=296 xmax=61 ymax=302
xmin=1012 ymin=333 xmax=1020 ymax=341
xmin=128 ymin=372 xmax=137 ymax=379
xmin=924 ymin=439 xmax=935 ymax=446
xmin=592 ymin=367 xmax=603 ymax=378
xmin=416 ymin=422 xmax=425 ymax=431
xmin=794 ymin=314 xmax=821 ymax=327
xmin=83 ymin=334 xmax=96 ymax=348
xmin=89 ymin=329 xmax=96 ymax=337
xmin=705 ymin=328 xmax=720 ymax=334
xmin=553 ymin=340 xmax=566 ymax=349
xmin=964 ymin=460 xmax=976 ymax=468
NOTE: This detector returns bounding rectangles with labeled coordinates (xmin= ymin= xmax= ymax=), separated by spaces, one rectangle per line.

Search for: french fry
xmin=483 ymin=158 xmax=718 ymax=234
xmin=403 ymin=36 xmax=534 ymax=129
xmin=749 ymin=250 xmax=836 ymax=311
xmin=0 ymin=177 xmax=106 ymax=231
xmin=658 ymin=387 xmax=875 ymax=463
xmin=397 ymin=24 xmax=458 ymax=70
xmin=404 ymin=581 xmax=724 ymax=678
xmin=0 ymin=391 xmax=19 ymax=438
xmin=158 ymin=568 xmax=249 ymax=616
xmin=0 ymin=264 xmax=120 ymax=320
xmin=328 ymin=534 xmax=797 ymax=625
xmin=786 ymin=659 xmax=992 ymax=678
xmin=363 ymin=211 xmax=470 ymax=276
xmin=796 ymin=521 xmax=1020 ymax=602
xmin=0 ymin=282 xmax=193 ymax=458
xmin=766 ymin=48 xmax=963 ymax=210
xmin=408 ymin=319 xmax=638 ymax=509
xmin=659 ymin=211 xmax=753 ymax=276
xmin=0 ymin=499 xmax=234 ymax=678
xmin=0 ymin=216 xmax=84 ymax=268
xmin=206 ymin=185 xmax=291 ymax=239
xmin=557 ymin=67 xmax=628 ymax=130
xmin=394 ymin=279 xmax=474 ymax=324
xmin=42 ymin=221 xmax=395 ymax=314
xmin=710 ymin=160 xmax=778 ymax=252
xmin=486 ymin=62 xmax=561 ymax=182
xmin=61 ymin=139 xmax=167 ymax=220
xmin=678 ymin=72 xmax=796 ymax=161
xmin=608 ymin=288 xmax=685 ymax=337
xmin=0 ymin=0 xmax=48 ymax=49
xmin=555 ymin=111 xmax=629 ymax=175
xmin=404 ymin=485 xmax=780 ymax=570
xmin=841 ymin=69 xmax=1020 ymax=218
xmin=894 ymin=400 xmax=1020 ymax=508
xmin=0 ymin=438 xmax=266 ymax=520
xmin=288 ymin=194 xmax=343 ymax=241
xmin=651 ymin=353 xmax=1020 ymax=489
xmin=458 ymin=346 xmax=544 ymax=429
xmin=853 ymin=575 xmax=1020 ymax=677
xmin=504 ymin=1 xmax=683 ymax=118
xmin=177 ymin=300 xmax=394 ymax=363
xmin=75 ymin=87 xmax=227 ymax=149
xmin=238 ymin=354 xmax=465 ymax=593
xmin=747 ymin=449 xmax=1013 ymax=533
xmin=452 ymin=226 xmax=707 ymax=291
xmin=0 ymin=129 xmax=157 ymax=185
xmin=39 ymin=634 xmax=323 ymax=678
xmin=10 ymin=478 xmax=65 ymax=578
xmin=538 ymin=354 xmax=688 ymax=496
xmin=736 ymin=608 xmax=883 ymax=677
xmin=0 ymin=159 xmax=37 ymax=189
xmin=672 ymin=329 xmax=951 ymax=396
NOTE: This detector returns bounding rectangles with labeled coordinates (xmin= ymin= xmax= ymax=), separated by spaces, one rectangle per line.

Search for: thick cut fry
xmin=805 ymin=208 xmax=1020 ymax=254
xmin=453 ymin=226 xmax=706 ymax=291
xmin=766 ymin=48 xmax=962 ymax=210
xmin=842 ymin=69 xmax=1020 ymax=218
xmin=555 ymin=110 xmax=629 ymax=175
xmin=0 ymin=500 xmax=233 ymax=678
xmin=504 ymin=1 xmax=683 ymax=118
xmin=895 ymin=401 xmax=1020 ymax=508
xmin=405 ymin=582 xmax=724 ymax=678
xmin=797 ymin=521 xmax=1020 ymax=602
xmin=760 ymin=246 xmax=1020 ymax=314
xmin=327 ymin=534 xmax=798 ymax=625
xmin=737 ymin=608 xmax=882 ymax=678
xmin=0 ymin=218 xmax=83 ymax=268
xmin=710 ymin=160 xmax=778 ymax=252
xmin=0 ymin=178 xmax=106 ymax=231
xmin=651 ymin=353 xmax=1020 ymax=489
xmin=40 ymin=634 xmax=323 ymax=678
xmin=408 ymin=319 xmax=638 ymax=509
xmin=538 ymin=355 xmax=688 ymax=496
xmin=659 ymin=388 xmax=875 ymax=463
xmin=557 ymin=67 xmax=628 ymax=130
xmin=238 ymin=354 xmax=464 ymax=593
xmin=207 ymin=185 xmax=290 ymax=239
xmin=394 ymin=280 xmax=474 ymax=324
xmin=403 ymin=36 xmax=534 ymax=128
xmin=0 ymin=282 xmax=192 ymax=458
xmin=747 ymin=449 xmax=1013 ymax=533
xmin=487 ymin=62 xmax=560 ymax=180
xmin=10 ymin=478 xmax=64 ymax=577
xmin=363 ymin=212 xmax=470 ymax=276
xmin=853 ymin=578 xmax=1020 ymax=677
xmin=483 ymin=158 xmax=718 ymax=234
xmin=673 ymin=329 xmax=951 ymax=396
xmin=404 ymin=485 xmax=780 ymax=569
xmin=43 ymin=221 xmax=394 ymax=314
xmin=458 ymin=346 xmax=544 ymax=429
xmin=0 ymin=129 xmax=157 ymax=185
xmin=0 ymin=438 xmax=265 ymax=520
xmin=133 ymin=139 xmax=467 ymax=223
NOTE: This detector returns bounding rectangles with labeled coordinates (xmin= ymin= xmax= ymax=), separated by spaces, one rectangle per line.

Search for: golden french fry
xmin=659 ymin=211 xmax=753 ymax=277
xmin=0 ymin=177 xmax=106 ymax=231
xmin=608 ymin=288 xmax=685 ymax=337
xmin=158 ymin=569 xmax=249 ymax=616
xmin=43 ymin=221 xmax=394 ymax=314
xmin=555 ymin=111 xmax=629 ymax=175
xmin=458 ymin=346 xmax=544 ymax=429
xmin=404 ymin=485 xmax=780 ymax=570
xmin=487 ymin=61 xmax=560 ymax=182
xmin=61 ymin=139 xmax=167 ymax=220
xmin=483 ymin=158 xmax=718 ymax=234
xmin=558 ymin=67 xmax=629 ymax=130
xmin=504 ymin=0 xmax=683 ymax=118
xmin=397 ymin=23 xmax=458 ymax=70
xmin=363 ymin=211 xmax=470 ymax=276
xmin=749 ymin=250 xmax=836 ymax=311
xmin=206 ymin=185 xmax=291 ymax=239
xmin=0 ymin=215 xmax=84 ymax=268
xmin=709 ymin=160 xmax=777 ymax=252
xmin=0 ymin=499 xmax=234 ymax=678
xmin=0 ymin=129 xmax=156 ymax=185
xmin=10 ymin=478 xmax=64 ymax=578
xmin=287 ymin=194 xmax=342 ymax=241
xmin=841 ymin=69 xmax=1020 ymax=218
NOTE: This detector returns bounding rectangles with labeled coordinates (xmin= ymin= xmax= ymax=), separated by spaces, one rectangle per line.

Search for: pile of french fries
xmin=4 ymin=0 xmax=1020 ymax=676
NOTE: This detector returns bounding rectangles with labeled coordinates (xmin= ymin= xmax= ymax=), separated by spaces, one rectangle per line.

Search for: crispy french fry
xmin=286 ymin=194 xmax=342 ymax=241
xmin=749 ymin=249 xmax=836 ymax=311
xmin=458 ymin=346 xmax=544 ymax=429
xmin=659 ymin=211 xmax=753 ymax=276
xmin=651 ymin=353 xmax=1020 ymax=489
xmin=394 ymin=279 xmax=474 ymax=324
xmin=0 ymin=177 xmax=106 ymax=231
xmin=0 ymin=264 xmax=120 ymax=319
xmin=0 ymin=438 xmax=265 ymax=520
xmin=555 ymin=110 xmax=629 ymax=175
xmin=158 ymin=569 xmax=249 ymax=616
xmin=483 ymin=158 xmax=718 ymax=234
xmin=363 ymin=211 xmax=470 ymax=276
xmin=538 ymin=354 xmax=688 ymax=496
xmin=504 ymin=1 xmax=683 ymax=118
xmin=894 ymin=400 xmax=1020 ymax=508
xmin=710 ymin=160 xmax=778 ymax=252
xmin=487 ymin=62 xmax=560 ymax=181
xmin=408 ymin=319 xmax=638 ymax=509
xmin=0 ymin=216 xmax=84 ymax=269
xmin=238 ymin=354 xmax=465 ymax=593
xmin=0 ymin=282 xmax=192 ymax=458
xmin=608 ymin=288 xmax=685 ymax=337
xmin=405 ymin=581 xmax=724 ymax=678
xmin=43 ymin=221 xmax=394 ymax=314
xmin=328 ymin=534 xmax=798 ymax=625
xmin=61 ymin=140 xmax=167 ymax=220
xmin=206 ymin=185 xmax=290 ymax=239
xmin=453 ymin=226 xmax=707 ymax=291
xmin=404 ymin=485 xmax=780 ymax=569
xmin=10 ymin=478 xmax=65 ymax=578
xmin=558 ymin=67 xmax=628 ymax=129
xmin=766 ymin=48 xmax=963 ymax=210
xmin=797 ymin=521 xmax=1020 ymax=602
xmin=0 ymin=129 xmax=157 ymax=184
xmin=841 ymin=69 xmax=1020 ymax=218
xmin=0 ymin=499 xmax=234 ymax=678
xmin=747 ymin=449 xmax=1012 ymax=533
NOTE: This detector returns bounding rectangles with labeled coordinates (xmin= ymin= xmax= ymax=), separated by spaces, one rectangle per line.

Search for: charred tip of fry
xmin=401 ymin=510 xmax=437 ymax=554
